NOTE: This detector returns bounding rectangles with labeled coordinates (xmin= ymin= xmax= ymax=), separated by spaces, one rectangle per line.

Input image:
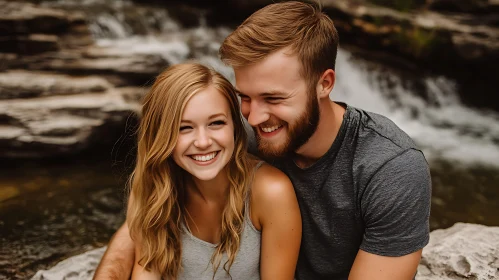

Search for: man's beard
xmin=255 ymin=93 xmax=320 ymax=160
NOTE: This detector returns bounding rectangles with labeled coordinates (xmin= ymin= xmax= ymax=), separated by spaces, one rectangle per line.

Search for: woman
xmin=126 ymin=63 xmax=302 ymax=280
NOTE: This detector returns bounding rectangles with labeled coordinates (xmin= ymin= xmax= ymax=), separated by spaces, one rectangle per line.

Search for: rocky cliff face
xmin=30 ymin=223 xmax=499 ymax=280
xmin=1 ymin=0 xmax=498 ymax=157
xmin=0 ymin=2 xmax=169 ymax=158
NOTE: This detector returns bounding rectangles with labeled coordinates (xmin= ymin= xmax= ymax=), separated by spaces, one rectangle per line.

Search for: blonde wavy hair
xmin=219 ymin=0 xmax=340 ymax=94
xmin=127 ymin=63 xmax=253 ymax=279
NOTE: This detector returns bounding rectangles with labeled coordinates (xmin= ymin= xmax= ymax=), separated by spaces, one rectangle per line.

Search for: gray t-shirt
xmin=250 ymin=104 xmax=431 ymax=279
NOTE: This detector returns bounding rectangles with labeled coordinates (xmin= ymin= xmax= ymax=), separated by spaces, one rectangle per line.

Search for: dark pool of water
xmin=0 ymin=155 xmax=498 ymax=279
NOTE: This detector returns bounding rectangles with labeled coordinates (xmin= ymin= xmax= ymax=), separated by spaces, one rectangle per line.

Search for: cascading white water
xmin=76 ymin=2 xmax=499 ymax=168
xmin=333 ymin=50 xmax=499 ymax=167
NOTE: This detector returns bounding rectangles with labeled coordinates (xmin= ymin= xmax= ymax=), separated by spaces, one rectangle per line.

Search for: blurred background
xmin=0 ymin=0 xmax=498 ymax=279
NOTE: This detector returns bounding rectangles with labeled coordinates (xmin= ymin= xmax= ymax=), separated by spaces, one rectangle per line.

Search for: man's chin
xmin=257 ymin=143 xmax=289 ymax=159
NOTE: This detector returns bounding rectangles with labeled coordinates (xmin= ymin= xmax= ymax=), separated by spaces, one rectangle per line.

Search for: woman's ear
xmin=317 ymin=69 xmax=335 ymax=99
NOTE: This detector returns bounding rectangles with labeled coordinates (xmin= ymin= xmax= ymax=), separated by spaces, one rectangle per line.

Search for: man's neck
xmin=293 ymin=101 xmax=346 ymax=168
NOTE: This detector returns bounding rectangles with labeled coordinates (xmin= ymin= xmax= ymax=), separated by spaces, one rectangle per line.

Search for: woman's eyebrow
xmin=180 ymin=113 xmax=227 ymax=123
xmin=208 ymin=113 xmax=227 ymax=119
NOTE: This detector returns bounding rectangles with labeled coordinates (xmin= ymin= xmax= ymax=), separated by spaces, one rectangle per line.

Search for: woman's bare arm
xmin=251 ymin=164 xmax=302 ymax=280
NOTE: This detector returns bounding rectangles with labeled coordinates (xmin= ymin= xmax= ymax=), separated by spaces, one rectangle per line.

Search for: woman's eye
xmin=210 ymin=120 xmax=226 ymax=126
xmin=179 ymin=126 xmax=192 ymax=131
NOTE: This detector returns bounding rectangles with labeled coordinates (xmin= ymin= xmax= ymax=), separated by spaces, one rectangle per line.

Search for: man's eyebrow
xmin=262 ymin=90 xmax=289 ymax=97
xmin=235 ymin=89 xmax=289 ymax=97
xmin=235 ymin=89 xmax=246 ymax=96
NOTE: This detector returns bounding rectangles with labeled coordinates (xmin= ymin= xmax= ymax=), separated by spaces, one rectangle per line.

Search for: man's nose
xmin=193 ymin=128 xmax=212 ymax=149
xmin=246 ymin=100 xmax=269 ymax=127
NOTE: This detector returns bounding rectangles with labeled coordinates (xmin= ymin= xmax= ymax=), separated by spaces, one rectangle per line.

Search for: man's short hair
xmin=219 ymin=1 xmax=340 ymax=92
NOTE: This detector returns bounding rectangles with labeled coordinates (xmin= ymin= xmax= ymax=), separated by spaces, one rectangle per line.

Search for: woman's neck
xmin=187 ymin=170 xmax=230 ymax=206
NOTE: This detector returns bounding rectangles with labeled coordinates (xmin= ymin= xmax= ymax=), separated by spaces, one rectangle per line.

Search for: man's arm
xmin=349 ymin=249 xmax=422 ymax=280
xmin=93 ymin=223 xmax=135 ymax=280
xmin=350 ymin=149 xmax=431 ymax=280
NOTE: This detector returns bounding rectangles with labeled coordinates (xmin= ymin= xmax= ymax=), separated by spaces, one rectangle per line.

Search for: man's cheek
xmin=240 ymin=102 xmax=250 ymax=120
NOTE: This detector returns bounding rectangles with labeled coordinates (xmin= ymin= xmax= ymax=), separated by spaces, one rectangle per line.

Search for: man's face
xmin=234 ymin=47 xmax=320 ymax=159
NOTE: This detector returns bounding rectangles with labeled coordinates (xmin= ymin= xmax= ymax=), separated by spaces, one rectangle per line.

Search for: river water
xmin=1 ymin=0 xmax=498 ymax=279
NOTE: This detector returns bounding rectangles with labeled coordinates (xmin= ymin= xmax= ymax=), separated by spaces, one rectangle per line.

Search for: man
xmin=94 ymin=1 xmax=431 ymax=279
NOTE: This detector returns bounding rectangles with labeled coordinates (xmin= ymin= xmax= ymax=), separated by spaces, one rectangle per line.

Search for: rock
xmin=28 ymin=223 xmax=499 ymax=280
xmin=0 ymin=1 xmax=193 ymax=158
xmin=318 ymin=0 xmax=499 ymax=112
xmin=0 ymin=70 xmax=112 ymax=99
xmin=428 ymin=0 xmax=499 ymax=14
xmin=30 ymin=246 xmax=106 ymax=280
xmin=416 ymin=223 xmax=499 ymax=280
xmin=0 ymin=82 xmax=143 ymax=158
xmin=0 ymin=1 xmax=71 ymax=35
xmin=0 ymin=1 xmax=93 ymax=55
xmin=321 ymin=0 xmax=499 ymax=64
xmin=0 ymin=34 xmax=60 ymax=54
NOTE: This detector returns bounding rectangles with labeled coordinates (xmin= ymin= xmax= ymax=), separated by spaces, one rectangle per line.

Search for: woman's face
xmin=173 ymin=85 xmax=235 ymax=182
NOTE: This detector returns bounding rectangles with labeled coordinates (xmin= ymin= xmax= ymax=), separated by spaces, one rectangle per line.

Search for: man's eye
xmin=238 ymin=95 xmax=250 ymax=101
xmin=265 ymin=97 xmax=283 ymax=103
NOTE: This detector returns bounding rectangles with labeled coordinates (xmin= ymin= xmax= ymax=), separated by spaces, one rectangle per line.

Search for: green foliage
xmin=394 ymin=26 xmax=438 ymax=57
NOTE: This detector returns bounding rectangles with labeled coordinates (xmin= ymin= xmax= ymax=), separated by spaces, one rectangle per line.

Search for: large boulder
xmin=417 ymin=223 xmax=499 ymax=280
xmin=29 ymin=223 xmax=499 ymax=280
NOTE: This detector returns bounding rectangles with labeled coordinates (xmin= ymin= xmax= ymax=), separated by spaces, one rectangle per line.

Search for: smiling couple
xmin=93 ymin=1 xmax=431 ymax=280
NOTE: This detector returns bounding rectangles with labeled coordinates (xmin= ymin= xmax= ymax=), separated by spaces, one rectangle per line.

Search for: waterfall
xmin=334 ymin=50 xmax=499 ymax=167
xmin=44 ymin=0 xmax=499 ymax=167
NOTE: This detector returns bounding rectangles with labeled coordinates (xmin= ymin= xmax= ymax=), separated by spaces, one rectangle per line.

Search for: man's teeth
xmin=261 ymin=125 xmax=281 ymax=133
xmin=191 ymin=152 xmax=217 ymax=162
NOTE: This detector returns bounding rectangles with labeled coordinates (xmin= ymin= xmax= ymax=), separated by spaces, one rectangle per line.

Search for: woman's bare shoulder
xmin=251 ymin=162 xmax=295 ymax=207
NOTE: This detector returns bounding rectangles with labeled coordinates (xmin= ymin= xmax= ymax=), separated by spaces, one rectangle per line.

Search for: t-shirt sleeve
xmin=359 ymin=148 xmax=431 ymax=257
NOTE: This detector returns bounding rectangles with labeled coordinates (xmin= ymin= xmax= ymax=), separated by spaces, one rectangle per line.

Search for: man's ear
xmin=317 ymin=69 xmax=335 ymax=99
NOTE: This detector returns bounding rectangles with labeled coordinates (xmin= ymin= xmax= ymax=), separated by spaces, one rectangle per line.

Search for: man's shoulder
xmin=346 ymin=106 xmax=427 ymax=183
xmin=349 ymin=106 xmax=416 ymax=150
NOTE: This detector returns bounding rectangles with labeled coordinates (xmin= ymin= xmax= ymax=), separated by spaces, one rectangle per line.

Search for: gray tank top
xmin=178 ymin=162 xmax=264 ymax=280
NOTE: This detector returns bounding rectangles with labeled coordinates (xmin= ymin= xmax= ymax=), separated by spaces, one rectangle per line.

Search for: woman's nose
xmin=193 ymin=129 xmax=213 ymax=149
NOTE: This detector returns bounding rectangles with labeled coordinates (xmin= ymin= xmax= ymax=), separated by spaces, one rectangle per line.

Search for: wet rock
xmin=0 ymin=1 xmax=71 ymax=35
xmin=428 ymin=0 xmax=499 ymax=14
xmin=0 ymin=1 xmax=186 ymax=158
xmin=0 ymin=34 xmax=60 ymax=54
xmin=0 ymin=85 xmax=143 ymax=158
xmin=321 ymin=0 xmax=499 ymax=65
xmin=320 ymin=0 xmax=499 ymax=110
xmin=0 ymin=70 xmax=112 ymax=99
xmin=0 ymin=1 xmax=93 ymax=55
xmin=417 ymin=223 xmax=499 ymax=280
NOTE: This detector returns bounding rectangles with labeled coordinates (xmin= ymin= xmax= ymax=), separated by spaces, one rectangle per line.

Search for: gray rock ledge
xmin=30 ymin=223 xmax=499 ymax=280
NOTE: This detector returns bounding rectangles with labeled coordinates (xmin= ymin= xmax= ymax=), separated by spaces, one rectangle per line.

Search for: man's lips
xmin=257 ymin=125 xmax=284 ymax=138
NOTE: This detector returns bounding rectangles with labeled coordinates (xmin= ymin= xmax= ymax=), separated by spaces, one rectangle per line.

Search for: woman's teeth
xmin=191 ymin=152 xmax=218 ymax=162
xmin=261 ymin=125 xmax=280 ymax=133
